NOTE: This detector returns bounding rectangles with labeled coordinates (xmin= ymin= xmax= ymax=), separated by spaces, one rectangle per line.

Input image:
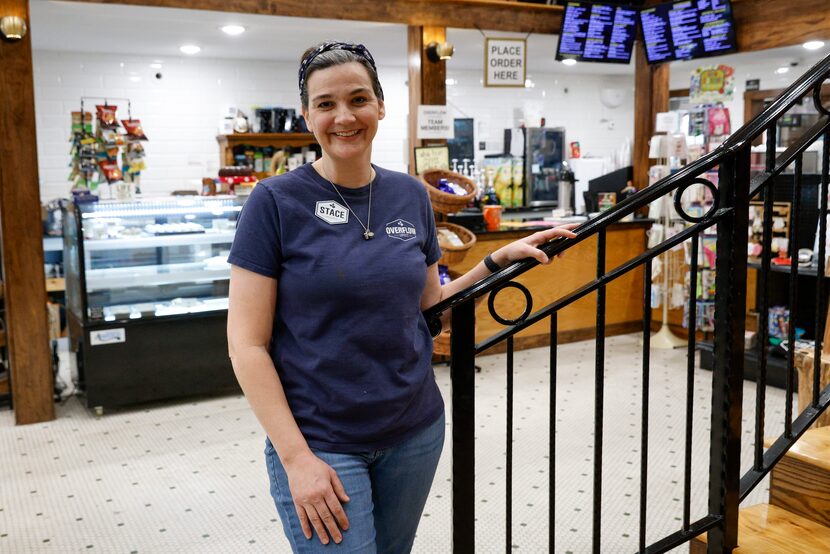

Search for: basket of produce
xmin=420 ymin=169 xmax=477 ymax=214
xmin=436 ymin=221 xmax=476 ymax=266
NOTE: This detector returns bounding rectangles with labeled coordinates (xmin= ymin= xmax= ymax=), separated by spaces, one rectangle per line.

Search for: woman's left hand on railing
xmin=490 ymin=224 xmax=578 ymax=267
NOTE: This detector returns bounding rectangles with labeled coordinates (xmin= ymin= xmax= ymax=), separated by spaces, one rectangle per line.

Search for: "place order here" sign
xmin=485 ymin=38 xmax=527 ymax=87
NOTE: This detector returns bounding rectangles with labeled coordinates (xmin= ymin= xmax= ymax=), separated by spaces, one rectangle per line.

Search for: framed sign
xmin=417 ymin=105 xmax=453 ymax=139
xmin=485 ymin=38 xmax=526 ymax=88
xmin=414 ymin=145 xmax=450 ymax=175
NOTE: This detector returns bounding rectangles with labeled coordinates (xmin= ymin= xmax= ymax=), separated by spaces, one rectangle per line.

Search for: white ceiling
xmin=30 ymin=0 xmax=830 ymax=79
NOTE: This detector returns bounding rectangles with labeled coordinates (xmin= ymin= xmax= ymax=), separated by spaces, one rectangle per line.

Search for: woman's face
xmin=302 ymin=62 xmax=385 ymax=164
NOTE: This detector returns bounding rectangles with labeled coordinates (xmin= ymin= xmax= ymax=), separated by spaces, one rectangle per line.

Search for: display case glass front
xmin=64 ymin=196 xmax=244 ymax=323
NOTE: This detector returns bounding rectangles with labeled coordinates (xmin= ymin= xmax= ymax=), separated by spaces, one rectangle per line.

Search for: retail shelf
xmin=85 ymin=261 xmax=230 ymax=291
xmin=83 ymin=231 xmax=236 ymax=251
xmin=747 ymin=261 xmax=828 ymax=278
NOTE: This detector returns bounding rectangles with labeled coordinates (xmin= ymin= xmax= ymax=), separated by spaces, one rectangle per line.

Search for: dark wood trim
xmin=632 ymin=41 xmax=669 ymax=191
xmin=732 ymin=0 xmax=830 ymax=53
xmin=0 ymin=0 xmax=55 ymax=424
xmin=407 ymin=26 xmax=448 ymax=174
xmin=670 ymin=88 xmax=690 ymax=98
xmin=72 ymin=0 xmax=564 ymax=33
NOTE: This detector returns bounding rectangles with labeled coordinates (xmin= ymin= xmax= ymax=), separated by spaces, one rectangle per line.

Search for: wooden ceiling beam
xmin=70 ymin=0 xmax=564 ymax=34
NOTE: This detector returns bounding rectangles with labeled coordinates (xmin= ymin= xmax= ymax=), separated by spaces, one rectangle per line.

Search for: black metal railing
xmin=424 ymin=52 xmax=830 ymax=553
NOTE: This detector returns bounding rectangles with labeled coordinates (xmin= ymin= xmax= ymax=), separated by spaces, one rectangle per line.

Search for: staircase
xmin=690 ymin=427 xmax=830 ymax=552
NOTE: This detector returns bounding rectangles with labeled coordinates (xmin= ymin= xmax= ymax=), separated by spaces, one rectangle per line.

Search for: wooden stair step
xmin=690 ymin=504 xmax=830 ymax=553
xmin=769 ymin=426 xmax=830 ymax=527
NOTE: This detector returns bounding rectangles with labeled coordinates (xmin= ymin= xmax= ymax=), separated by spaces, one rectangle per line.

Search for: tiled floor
xmin=0 ymin=334 xmax=787 ymax=553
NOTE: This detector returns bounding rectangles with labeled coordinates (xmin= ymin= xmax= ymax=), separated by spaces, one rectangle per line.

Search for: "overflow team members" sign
xmin=485 ymin=38 xmax=526 ymax=87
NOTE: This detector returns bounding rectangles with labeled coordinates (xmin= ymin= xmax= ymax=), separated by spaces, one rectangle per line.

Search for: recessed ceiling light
xmin=129 ymin=76 xmax=142 ymax=83
xmin=562 ymin=58 xmax=577 ymax=66
xmin=150 ymin=63 xmax=163 ymax=69
xmin=803 ymin=40 xmax=825 ymax=50
xmin=775 ymin=66 xmax=790 ymax=74
xmin=445 ymin=78 xmax=458 ymax=86
xmin=221 ymin=25 xmax=246 ymax=36
xmin=180 ymin=44 xmax=201 ymax=55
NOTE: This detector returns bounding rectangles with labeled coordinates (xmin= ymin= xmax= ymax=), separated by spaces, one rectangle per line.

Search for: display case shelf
xmin=84 ymin=230 xmax=236 ymax=251
xmin=86 ymin=261 xmax=230 ymax=291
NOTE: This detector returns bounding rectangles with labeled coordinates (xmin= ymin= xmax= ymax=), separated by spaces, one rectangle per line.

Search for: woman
xmin=227 ymin=42 xmax=576 ymax=553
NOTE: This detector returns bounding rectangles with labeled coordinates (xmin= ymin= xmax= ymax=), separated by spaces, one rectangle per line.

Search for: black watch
xmin=483 ymin=254 xmax=502 ymax=273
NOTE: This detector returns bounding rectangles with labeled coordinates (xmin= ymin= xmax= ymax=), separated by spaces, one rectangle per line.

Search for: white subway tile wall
xmin=446 ymin=69 xmax=635 ymax=162
xmin=33 ymin=51 xmax=409 ymax=201
xmin=33 ymin=50 xmax=635 ymax=202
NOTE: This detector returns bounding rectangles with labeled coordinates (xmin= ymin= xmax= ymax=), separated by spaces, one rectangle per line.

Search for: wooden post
xmin=407 ymin=25 xmax=447 ymax=174
xmin=0 ymin=0 xmax=55 ymax=424
xmin=632 ymin=41 xmax=669 ymax=190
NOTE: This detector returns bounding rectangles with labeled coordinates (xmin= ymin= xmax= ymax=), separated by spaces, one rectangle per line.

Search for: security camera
xmin=155 ymin=72 xmax=163 ymax=80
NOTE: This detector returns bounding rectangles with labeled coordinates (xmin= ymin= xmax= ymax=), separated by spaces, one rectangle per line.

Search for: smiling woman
xmin=225 ymin=41 xmax=577 ymax=554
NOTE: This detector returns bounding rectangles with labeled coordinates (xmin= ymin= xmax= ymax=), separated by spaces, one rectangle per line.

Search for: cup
xmin=483 ymin=204 xmax=503 ymax=232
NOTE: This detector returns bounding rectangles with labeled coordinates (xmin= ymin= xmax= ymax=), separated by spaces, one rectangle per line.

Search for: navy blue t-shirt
xmin=228 ymin=163 xmax=444 ymax=452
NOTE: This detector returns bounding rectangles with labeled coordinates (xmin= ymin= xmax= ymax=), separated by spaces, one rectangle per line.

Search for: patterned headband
xmin=298 ymin=42 xmax=383 ymax=100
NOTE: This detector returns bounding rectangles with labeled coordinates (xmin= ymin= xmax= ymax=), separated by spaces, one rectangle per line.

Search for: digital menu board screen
xmin=556 ymin=2 xmax=639 ymax=64
xmin=640 ymin=0 xmax=737 ymax=64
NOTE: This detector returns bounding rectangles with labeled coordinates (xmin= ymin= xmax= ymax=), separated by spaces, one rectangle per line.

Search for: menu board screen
xmin=556 ymin=1 xmax=638 ymax=64
xmin=640 ymin=0 xmax=737 ymax=64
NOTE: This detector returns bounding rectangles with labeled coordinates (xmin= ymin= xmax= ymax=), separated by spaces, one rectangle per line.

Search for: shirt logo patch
xmin=315 ymin=201 xmax=349 ymax=225
xmin=385 ymin=219 xmax=417 ymax=242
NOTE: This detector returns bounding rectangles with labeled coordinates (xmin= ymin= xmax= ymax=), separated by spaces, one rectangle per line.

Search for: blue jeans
xmin=265 ymin=413 xmax=445 ymax=553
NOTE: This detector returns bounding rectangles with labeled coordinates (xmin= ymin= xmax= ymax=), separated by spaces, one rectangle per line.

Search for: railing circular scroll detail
xmin=488 ymin=281 xmax=533 ymax=326
xmin=673 ymin=177 xmax=720 ymax=223
xmin=813 ymin=77 xmax=830 ymax=116
xmin=427 ymin=315 xmax=443 ymax=338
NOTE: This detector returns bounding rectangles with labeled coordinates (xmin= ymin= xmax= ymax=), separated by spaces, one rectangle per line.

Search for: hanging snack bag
xmin=98 ymin=160 xmax=123 ymax=183
xmin=96 ymin=105 xmax=119 ymax=129
xmin=71 ymin=111 xmax=93 ymax=136
xmin=121 ymin=119 xmax=149 ymax=141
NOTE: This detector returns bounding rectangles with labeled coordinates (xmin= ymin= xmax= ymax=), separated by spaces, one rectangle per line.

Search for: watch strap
xmin=483 ymin=254 xmax=502 ymax=273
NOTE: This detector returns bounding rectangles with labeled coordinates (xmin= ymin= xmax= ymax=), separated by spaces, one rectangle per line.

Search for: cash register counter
xmin=451 ymin=219 xmax=651 ymax=352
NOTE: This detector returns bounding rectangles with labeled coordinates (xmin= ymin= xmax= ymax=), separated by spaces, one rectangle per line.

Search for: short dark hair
xmin=299 ymin=43 xmax=384 ymax=109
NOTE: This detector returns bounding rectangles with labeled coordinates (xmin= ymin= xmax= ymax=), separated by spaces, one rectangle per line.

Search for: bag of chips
xmin=96 ymin=105 xmax=119 ymax=129
xmin=121 ymin=119 xmax=148 ymax=141
xmin=98 ymin=160 xmax=123 ymax=183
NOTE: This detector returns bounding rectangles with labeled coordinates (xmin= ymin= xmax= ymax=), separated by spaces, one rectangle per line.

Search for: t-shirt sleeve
xmin=421 ymin=185 xmax=442 ymax=267
xmin=227 ymin=183 xmax=282 ymax=278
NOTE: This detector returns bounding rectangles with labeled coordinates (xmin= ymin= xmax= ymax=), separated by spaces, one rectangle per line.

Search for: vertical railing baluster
xmin=684 ymin=234 xmax=700 ymax=531
xmin=639 ymin=259 xmax=652 ymax=553
xmin=707 ymin=145 xmax=750 ymax=552
xmin=593 ymin=229 xmax=607 ymax=554
xmin=815 ymin=132 xmax=830 ymax=407
xmin=549 ymin=313 xmax=558 ymax=552
xmin=506 ymin=336 xmax=514 ymax=554
xmin=754 ymin=171 xmax=775 ymax=470
xmin=450 ymin=300 xmax=476 ymax=554
xmin=766 ymin=124 xmax=776 ymax=173
xmin=785 ymin=154 xmax=803 ymax=438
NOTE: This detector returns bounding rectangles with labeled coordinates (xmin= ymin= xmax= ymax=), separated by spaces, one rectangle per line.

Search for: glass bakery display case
xmin=63 ymin=196 xmax=245 ymax=410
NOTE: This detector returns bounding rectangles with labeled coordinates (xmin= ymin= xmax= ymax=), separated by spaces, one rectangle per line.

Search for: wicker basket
xmin=436 ymin=221 xmax=476 ymax=266
xmin=419 ymin=169 xmax=477 ymax=214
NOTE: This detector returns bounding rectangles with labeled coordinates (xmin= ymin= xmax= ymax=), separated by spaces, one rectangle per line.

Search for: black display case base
xmin=69 ymin=311 xmax=239 ymax=411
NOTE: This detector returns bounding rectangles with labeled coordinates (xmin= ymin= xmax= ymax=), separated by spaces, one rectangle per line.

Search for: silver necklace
xmin=321 ymin=168 xmax=375 ymax=240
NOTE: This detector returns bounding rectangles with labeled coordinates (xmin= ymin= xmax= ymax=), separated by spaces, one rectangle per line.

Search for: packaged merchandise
xmin=98 ymin=160 xmax=123 ymax=183
xmin=96 ymin=104 xmax=119 ymax=129
xmin=121 ymin=119 xmax=149 ymax=141
xmin=71 ymin=111 xmax=93 ymax=136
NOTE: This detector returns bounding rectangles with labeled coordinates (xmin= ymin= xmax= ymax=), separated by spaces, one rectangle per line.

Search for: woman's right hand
xmin=284 ymin=451 xmax=350 ymax=545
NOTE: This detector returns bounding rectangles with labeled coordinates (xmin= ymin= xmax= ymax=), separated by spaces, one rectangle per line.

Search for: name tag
xmin=315 ymin=201 xmax=349 ymax=225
